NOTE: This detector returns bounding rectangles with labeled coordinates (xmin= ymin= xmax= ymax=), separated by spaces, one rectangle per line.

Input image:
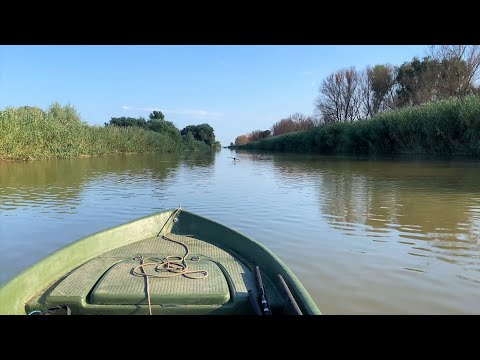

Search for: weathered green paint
xmin=0 ymin=209 xmax=321 ymax=315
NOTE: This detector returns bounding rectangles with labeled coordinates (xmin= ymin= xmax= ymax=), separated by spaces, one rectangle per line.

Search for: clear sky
xmin=1 ymin=45 xmax=429 ymax=145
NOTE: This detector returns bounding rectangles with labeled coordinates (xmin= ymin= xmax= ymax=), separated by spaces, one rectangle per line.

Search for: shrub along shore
xmin=0 ymin=104 xmax=215 ymax=160
xmin=233 ymin=96 xmax=480 ymax=158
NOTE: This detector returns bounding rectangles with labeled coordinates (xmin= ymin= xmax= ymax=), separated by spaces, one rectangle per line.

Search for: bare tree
xmin=315 ymin=71 xmax=343 ymax=123
xmin=315 ymin=67 xmax=362 ymax=123
xmin=345 ymin=68 xmax=362 ymax=121
xmin=429 ymin=45 xmax=480 ymax=98
xmin=359 ymin=69 xmax=373 ymax=119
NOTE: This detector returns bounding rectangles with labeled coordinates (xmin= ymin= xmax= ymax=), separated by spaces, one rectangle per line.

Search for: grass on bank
xmin=235 ymin=95 xmax=480 ymax=157
xmin=0 ymin=104 xmax=211 ymax=160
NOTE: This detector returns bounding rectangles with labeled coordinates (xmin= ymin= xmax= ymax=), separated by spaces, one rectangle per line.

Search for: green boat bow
xmin=0 ymin=209 xmax=321 ymax=315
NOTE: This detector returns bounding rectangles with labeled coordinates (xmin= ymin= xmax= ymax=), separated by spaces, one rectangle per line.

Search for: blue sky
xmin=1 ymin=45 xmax=428 ymax=145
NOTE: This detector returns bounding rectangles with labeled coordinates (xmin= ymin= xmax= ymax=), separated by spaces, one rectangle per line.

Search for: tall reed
xmin=0 ymin=103 xmax=208 ymax=160
xmin=236 ymin=96 xmax=480 ymax=157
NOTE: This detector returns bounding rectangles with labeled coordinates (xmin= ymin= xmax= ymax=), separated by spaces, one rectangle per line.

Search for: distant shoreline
xmin=0 ymin=104 xmax=218 ymax=161
xmin=231 ymin=96 xmax=480 ymax=159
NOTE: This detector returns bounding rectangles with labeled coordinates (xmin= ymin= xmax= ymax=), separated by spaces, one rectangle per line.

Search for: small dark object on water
xmin=228 ymin=157 xmax=240 ymax=161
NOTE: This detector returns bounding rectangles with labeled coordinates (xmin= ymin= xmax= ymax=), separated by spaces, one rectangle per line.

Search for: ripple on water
xmin=2 ymin=152 xmax=480 ymax=313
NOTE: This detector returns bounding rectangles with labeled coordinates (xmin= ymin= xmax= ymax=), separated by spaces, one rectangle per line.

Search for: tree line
xmin=105 ymin=110 xmax=220 ymax=149
xmin=233 ymin=45 xmax=480 ymax=146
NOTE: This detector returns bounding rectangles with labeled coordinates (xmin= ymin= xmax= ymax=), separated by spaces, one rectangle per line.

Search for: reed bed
xmin=236 ymin=96 xmax=480 ymax=157
xmin=0 ymin=104 xmax=208 ymax=160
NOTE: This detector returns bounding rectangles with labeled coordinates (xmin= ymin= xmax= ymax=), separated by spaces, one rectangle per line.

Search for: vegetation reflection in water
xmin=268 ymin=153 xmax=480 ymax=247
xmin=0 ymin=152 xmax=215 ymax=212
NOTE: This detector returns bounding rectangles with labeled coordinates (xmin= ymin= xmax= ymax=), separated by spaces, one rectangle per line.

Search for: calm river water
xmin=1 ymin=149 xmax=480 ymax=314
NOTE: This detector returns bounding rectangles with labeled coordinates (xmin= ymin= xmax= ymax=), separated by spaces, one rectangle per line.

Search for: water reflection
xmin=181 ymin=151 xmax=216 ymax=169
xmin=0 ymin=152 xmax=217 ymax=286
xmin=267 ymin=153 xmax=480 ymax=265
xmin=0 ymin=153 xmax=216 ymax=213
xmin=2 ymin=149 xmax=480 ymax=313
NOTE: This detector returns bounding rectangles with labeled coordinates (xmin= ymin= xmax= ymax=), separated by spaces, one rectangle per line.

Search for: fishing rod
xmin=254 ymin=266 xmax=271 ymax=315
xmin=277 ymin=274 xmax=302 ymax=315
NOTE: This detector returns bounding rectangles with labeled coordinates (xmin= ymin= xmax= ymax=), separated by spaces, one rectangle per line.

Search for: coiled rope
xmin=132 ymin=234 xmax=208 ymax=315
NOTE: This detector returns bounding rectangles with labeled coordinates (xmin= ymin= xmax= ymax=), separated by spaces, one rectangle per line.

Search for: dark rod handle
xmin=254 ymin=266 xmax=265 ymax=296
xmin=248 ymin=290 xmax=262 ymax=315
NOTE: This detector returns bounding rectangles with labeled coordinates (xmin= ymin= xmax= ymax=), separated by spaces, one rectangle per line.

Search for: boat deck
xmin=26 ymin=233 xmax=283 ymax=315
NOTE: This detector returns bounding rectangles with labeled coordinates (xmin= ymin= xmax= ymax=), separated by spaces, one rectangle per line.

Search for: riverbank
xmin=0 ymin=104 xmax=212 ymax=160
xmin=232 ymin=96 xmax=480 ymax=158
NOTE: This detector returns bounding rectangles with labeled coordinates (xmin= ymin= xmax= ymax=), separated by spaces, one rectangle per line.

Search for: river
xmin=1 ymin=149 xmax=480 ymax=314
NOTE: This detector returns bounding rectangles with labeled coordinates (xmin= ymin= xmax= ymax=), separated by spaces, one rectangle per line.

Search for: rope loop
xmin=132 ymin=234 xmax=208 ymax=315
